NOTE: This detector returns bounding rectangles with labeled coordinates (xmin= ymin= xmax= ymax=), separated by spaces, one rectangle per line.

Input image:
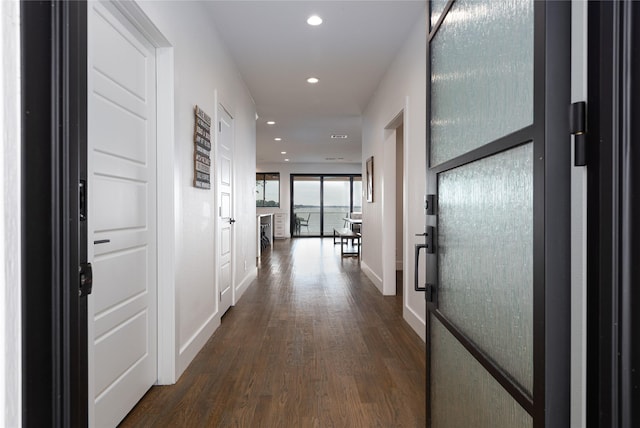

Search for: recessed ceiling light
xmin=281 ymin=151 xmax=287 ymax=154
xmin=274 ymin=137 xmax=282 ymax=141
xmin=266 ymin=121 xmax=275 ymax=125
xmin=306 ymin=77 xmax=319 ymax=84
xmin=307 ymin=15 xmax=323 ymax=26
xmin=284 ymin=158 xmax=290 ymax=162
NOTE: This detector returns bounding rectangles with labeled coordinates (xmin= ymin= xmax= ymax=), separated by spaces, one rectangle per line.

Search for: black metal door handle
xmin=229 ymin=218 xmax=236 ymax=224
xmin=414 ymin=244 xmax=427 ymax=292
xmin=79 ymin=262 xmax=93 ymax=297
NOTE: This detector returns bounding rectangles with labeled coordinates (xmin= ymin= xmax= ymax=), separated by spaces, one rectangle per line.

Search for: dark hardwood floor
xmin=120 ymin=238 xmax=426 ymax=427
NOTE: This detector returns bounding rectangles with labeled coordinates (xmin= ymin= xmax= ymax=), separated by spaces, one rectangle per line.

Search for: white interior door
xmin=217 ymin=106 xmax=234 ymax=316
xmin=88 ymin=3 xmax=157 ymax=426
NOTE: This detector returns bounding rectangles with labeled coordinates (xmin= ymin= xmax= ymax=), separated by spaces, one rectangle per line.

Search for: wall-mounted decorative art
xmin=193 ymin=105 xmax=212 ymax=189
xmin=366 ymin=156 xmax=374 ymax=202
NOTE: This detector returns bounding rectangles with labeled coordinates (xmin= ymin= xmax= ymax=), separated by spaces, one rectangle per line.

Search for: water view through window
xmin=256 ymin=173 xmax=280 ymax=207
xmin=291 ymin=175 xmax=362 ymax=237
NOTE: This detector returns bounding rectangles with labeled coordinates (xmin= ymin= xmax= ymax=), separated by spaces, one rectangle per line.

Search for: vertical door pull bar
xmin=414 ymin=244 xmax=427 ymax=292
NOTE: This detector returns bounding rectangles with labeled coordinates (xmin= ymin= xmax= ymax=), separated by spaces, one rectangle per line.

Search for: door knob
xmin=229 ymin=218 xmax=236 ymax=224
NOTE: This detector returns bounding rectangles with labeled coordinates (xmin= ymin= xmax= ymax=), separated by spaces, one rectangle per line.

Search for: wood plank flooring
xmin=120 ymin=238 xmax=426 ymax=427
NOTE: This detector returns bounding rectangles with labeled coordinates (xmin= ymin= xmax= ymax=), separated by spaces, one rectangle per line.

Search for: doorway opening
xmin=382 ymin=109 xmax=405 ymax=296
xmin=290 ymin=174 xmax=362 ymax=237
xmin=396 ymin=124 xmax=404 ymax=296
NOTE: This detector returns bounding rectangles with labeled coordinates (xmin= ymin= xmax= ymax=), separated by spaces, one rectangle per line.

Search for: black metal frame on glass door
xmin=21 ymin=1 xmax=88 ymax=426
xmin=586 ymin=2 xmax=640 ymax=426
xmin=425 ymin=1 xmax=570 ymax=426
xmin=289 ymin=174 xmax=361 ymax=237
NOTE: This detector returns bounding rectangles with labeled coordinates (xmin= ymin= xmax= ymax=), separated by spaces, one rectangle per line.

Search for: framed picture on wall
xmin=366 ymin=156 xmax=374 ymax=202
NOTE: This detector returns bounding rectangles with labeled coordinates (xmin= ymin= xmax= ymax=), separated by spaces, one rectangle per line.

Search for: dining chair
xmin=298 ymin=213 xmax=310 ymax=233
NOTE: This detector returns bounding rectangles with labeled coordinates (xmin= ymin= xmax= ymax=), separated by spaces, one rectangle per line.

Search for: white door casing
xmin=88 ymin=2 xmax=157 ymax=426
xmin=217 ymin=105 xmax=234 ymax=316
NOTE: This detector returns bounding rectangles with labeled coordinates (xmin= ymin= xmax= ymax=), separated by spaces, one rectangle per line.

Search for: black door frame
xmin=21 ymin=1 xmax=88 ymax=426
xmin=586 ymin=1 xmax=640 ymax=426
xmin=425 ymin=1 xmax=571 ymax=426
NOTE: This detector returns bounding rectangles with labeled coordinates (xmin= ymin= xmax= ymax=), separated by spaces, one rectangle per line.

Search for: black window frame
xmin=289 ymin=173 xmax=362 ymax=237
xmin=256 ymin=172 xmax=280 ymax=208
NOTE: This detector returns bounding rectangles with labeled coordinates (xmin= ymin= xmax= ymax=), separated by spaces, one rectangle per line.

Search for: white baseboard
xmin=403 ymin=305 xmax=426 ymax=342
xmin=361 ymin=261 xmax=383 ymax=294
xmin=177 ymin=312 xmax=220 ymax=379
xmin=175 ymin=268 xmax=257 ymax=381
xmin=235 ymin=267 xmax=257 ymax=302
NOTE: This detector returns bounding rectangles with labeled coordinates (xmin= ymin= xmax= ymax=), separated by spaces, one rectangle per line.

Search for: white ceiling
xmin=205 ymin=1 xmax=426 ymax=164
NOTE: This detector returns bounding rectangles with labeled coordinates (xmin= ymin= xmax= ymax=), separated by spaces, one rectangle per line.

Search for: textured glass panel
xmin=430 ymin=0 xmax=533 ymax=165
xmin=437 ymin=143 xmax=533 ymax=392
xmin=431 ymin=317 xmax=533 ymax=428
xmin=430 ymin=0 xmax=449 ymax=28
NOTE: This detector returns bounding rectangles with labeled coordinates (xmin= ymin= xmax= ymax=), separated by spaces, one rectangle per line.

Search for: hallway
xmin=120 ymin=238 xmax=426 ymax=427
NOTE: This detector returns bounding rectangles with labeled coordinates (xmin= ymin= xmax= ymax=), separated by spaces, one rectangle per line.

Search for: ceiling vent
xmin=330 ymin=134 xmax=348 ymax=139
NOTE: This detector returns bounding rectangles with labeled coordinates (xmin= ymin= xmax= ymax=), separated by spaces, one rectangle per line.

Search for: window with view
xmin=256 ymin=173 xmax=280 ymax=207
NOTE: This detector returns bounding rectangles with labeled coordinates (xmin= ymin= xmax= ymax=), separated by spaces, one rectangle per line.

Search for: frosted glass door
xmin=427 ymin=0 xmax=538 ymax=425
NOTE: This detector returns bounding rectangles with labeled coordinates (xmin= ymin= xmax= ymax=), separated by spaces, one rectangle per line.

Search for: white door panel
xmin=92 ymin=247 xmax=147 ymax=315
xmin=92 ymin=229 xmax=148 ymax=266
xmin=91 ymin=94 xmax=148 ymax=160
xmin=94 ymin=353 xmax=153 ymax=428
xmin=93 ymin=292 xmax=148 ymax=341
xmin=94 ymin=311 xmax=149 ymax=395
xmin=221 ymin=192 xmax=230 ymax=218
xmin=91 ymin=7 xmax=149 ymax=100
xmin=220 ymin=263 xmax=232 ymax=300
xmin=92 ymin=178 xmax=147 ymax=231
xmin=92 ymin=151 xmax=148 ymax=181
xmin=92 ymin=70 xmax=149 ymax=117
xmin=221 ymin=228 xmax=231 ymax=255
xmin=221 ymin=156 xmax=231 ymax=185
xmin=217 ymin=107 xmax=234 ymax=316
xmin=88 ymin=2 xmax=157 ymax=426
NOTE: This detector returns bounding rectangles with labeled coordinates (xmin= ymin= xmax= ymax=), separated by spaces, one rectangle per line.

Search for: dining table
xmin=342 ymin=217 xmax=362 ymax=231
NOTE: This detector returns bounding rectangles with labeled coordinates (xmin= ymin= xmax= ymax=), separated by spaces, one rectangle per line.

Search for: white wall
xmin=136 ymin=1 xmax=257 ymax=377
xmin=256 ymin=162 xmax=361 ymax=240
xmin=361 ymin=7 xmax=426 ymax=340
xmin=1 ymin=1 xmax=22 ymax=424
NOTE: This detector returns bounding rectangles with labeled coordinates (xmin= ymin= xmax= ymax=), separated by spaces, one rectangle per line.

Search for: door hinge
xmin=219 ymin=121 xmax=222 ymax=133
xmin=426 ymin=283 xmax=436 ymax=302
xmin=570 ymin=101 xmax=587 ymax=166
xmin=79 ymin=262 xmax=93 ymax=297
